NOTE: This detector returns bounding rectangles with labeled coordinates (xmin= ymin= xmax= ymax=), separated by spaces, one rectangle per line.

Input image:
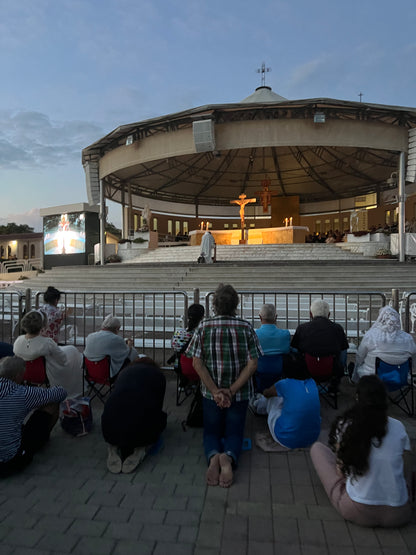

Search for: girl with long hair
xmin=310 ymin=375 xmax=412 ymax=527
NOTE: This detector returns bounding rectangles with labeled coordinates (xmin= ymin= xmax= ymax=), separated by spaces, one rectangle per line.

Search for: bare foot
xmin=206 ymin=453 xmax=220 ymax=486
xmin=219 ymin=453 xmax=233 ymax=488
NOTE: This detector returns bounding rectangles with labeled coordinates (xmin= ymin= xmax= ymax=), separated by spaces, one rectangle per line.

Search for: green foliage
xmin=0 ymin=223 xmax=34 ymax=235
xmin=105 ymin=221 xmax=122 ymax=238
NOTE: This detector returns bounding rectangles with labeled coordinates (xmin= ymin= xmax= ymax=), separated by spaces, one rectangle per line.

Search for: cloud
xmin=0 ymin=110 xmax=103 ymax=170
xmin=0 ymin=208 xmax=42 ymax=232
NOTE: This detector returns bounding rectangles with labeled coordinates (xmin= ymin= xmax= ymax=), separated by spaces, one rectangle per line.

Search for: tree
xmin=0 ymin=223 xmax=34 ymax=235
xmin=105 ymin=221 xmax=122 ymax=239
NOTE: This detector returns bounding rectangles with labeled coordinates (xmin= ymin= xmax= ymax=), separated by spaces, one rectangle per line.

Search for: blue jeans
xmin=202 ymin=397 xmax=249 ymax=466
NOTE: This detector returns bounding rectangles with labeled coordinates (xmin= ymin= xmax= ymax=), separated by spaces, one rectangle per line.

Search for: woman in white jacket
xmin=13 ymin=310 xmax=83 ymax=397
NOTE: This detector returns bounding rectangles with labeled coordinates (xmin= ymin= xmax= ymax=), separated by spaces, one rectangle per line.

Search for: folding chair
xmin=176 ymin=353 xmax=200 ymax=406
xmin=23 ymin=357 xmax=49 ymax=387
xmin=83 ymin=355 xmax=113 ymax=403
xmin=304 ymin=353 xmax=338 ymax=409
xmin=255 ymin=354 xmax=283 ymax=392
xmin=376 ymin=357 xmax=414 ymax=416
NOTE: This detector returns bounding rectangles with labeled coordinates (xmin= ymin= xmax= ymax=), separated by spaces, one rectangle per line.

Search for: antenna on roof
xmin=256 ymin=62 xmax=271 ymax=87
xmin=358 ymin=92 xmax=363 ymax=102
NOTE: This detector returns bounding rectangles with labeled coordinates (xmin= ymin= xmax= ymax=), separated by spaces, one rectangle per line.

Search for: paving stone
xmin=375 ymin=528 xmax=408 ymax=547
xmin=3 ymin=529 xmax=44 ymax=548
xmin=30 ymin=499 xmax=67 ymax=516
xmin=347 ymin=523 xmax=381 ymax=547
xmin=222 ymin=514 xmax=248 ymax=541
xmin=10 ymin=548 xmax=51 ymax=555
xmin=165 ymin=509 xmax=200 ymax=526
xmin=120 ymin=492 xmax=156 ymax=509
xmin=247 ymin=541 xmax=274 ymax=555
xmin=80 ymin=478 xmax=115 ymax=494
xmin=237 ymin=501 xmax=271 ymax=517
xmin=186 ymin=496 xmax=205 ymax=512
xmin=60 ymin=503 xmax=100 ymax=520
xmin=201 ymin=500 xmax=227 ymax=523
xmin=271 ymin=484 xmax=294 ymax=504
xmin=1 ymin=513 xmax=39 ymax=529
xmin=140 ymin=523 xmax=179 ymax=542
xmin=381 ymin=549 xmax=412 ymax=555
xmin=194 ymin=547 xmax=221 ymax=555
xmin=153 ymin=495 xmax=188 ymax=511
xmin=68 ymin=518 xmax=108 ymax=537
xmin=153 ymin=542 xmax=194 ymax=555
xmin=87 ymin=491 xmax=125 ymax=507
xmin=298 ymin=519 xmax=327 ymax=546
xmin=34 ymin=514 xmax=73 ymax=533
xmin=292 ymin=484 xmax=317 ymax=505
xmin=306 ymin=504 xmax=343 ymax=521
xmin=273 ymin=503 xmax=308 ymax=519
xmin=0 ymin=525 xmax=12 ymax=541
xmin=248 ymin=515 xmax=274 ymax=542
xmin=143 ymin=482 xmax=176 ymax=496
xmin=196 ymin=521 xmax=223 ymax=548
xmin=71 ymin=536 xmax=115 ymax=554
xmin=322 ymin=520 xmax=353 ymax=547
xmin=300 ymin=545 xmax=329 ymax=555
xmin=94 ymin=506 xmax=133 ymax=523
xmin=178 ymin=525 xmax=199 ymax=544
xmin=129 ymin=508 xmax=166 ymax=525
xmin=220 ymin=539 xmax=248 ymax=554
xmin=272 ymin=543 xmax=301 ymax=554
xmin=112 ymin=540 xmax=154 ymax=555
xmin=273 ymin=517 xmax=300 ymax=544
xmin=103 ymin=521 xmax=141 ymax=540
xmin=175 ymin=484 xmax=206 ymax=498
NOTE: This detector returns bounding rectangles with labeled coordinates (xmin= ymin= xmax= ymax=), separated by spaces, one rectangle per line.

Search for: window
xmin=315 ymin=220 xmax=321 ymax=233
xmin=325 ymin=219 xmax=331 ymax=232
xmin=232 ymin=223 xmax=238 ymax=228
xmin=23 ymin=244 xmax=28 ymax=259
xmin=183 ymin=221 xmax=188 ymax=234
xmin=250 ymin=223 xmax=255 ymax=228
xmin=224 ymin=223 xmax=229 ymax=229
xmin=134 ymin=214 xmax=138 ymax=230
xmin=168 ymin=220 xmax=173 ymax=234
xmin=30 ymin=244 xmax=35 ymax=258
xmin=175 ymin=221 xmax=181 ymax=235
xmin=153 ymin=218 xmax=158 ymax=231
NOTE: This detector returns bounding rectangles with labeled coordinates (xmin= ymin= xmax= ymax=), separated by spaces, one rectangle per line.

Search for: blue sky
xmin=1 ymin=0 xmax=415 ymax=231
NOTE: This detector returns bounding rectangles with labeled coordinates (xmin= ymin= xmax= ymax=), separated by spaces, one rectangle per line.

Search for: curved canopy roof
xmin=82 ymin=91 xmax=416 ymax=209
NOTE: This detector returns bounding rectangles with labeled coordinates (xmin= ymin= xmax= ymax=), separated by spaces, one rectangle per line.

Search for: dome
xmin=240 ymin=85 xmax=288 ymax=103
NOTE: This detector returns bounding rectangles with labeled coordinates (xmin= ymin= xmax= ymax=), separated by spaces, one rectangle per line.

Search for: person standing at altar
xmin=200 ymin=230 xmax=216 ymax=263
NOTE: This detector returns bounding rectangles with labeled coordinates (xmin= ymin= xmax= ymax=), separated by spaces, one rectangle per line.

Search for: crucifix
xmin=230 ymin=193 xmax=256 ymax=242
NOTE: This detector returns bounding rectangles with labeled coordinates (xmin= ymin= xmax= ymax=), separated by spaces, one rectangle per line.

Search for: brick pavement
xmin=0 ymin=375 xmax=415 ymax=554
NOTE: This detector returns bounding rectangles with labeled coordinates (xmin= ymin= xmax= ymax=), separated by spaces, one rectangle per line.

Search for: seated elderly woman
xmin=83 ymin=315 xmax=139 ymax=379
xmin=101 ymin=357 xmax=167 ymax=474
xmin=13 ymin=310 xmax=83 ymax=396
xmin=0 ymin=356 xmax=66 ymax=477
xmin=351 ymin=306 xmax=416 ymax=383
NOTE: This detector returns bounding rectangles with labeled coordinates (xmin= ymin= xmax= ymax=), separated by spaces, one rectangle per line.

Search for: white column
xmin=99 ymin=180 xmax=106 ymax=266
xmin=398 ymin=152 xmax=406 ymax=263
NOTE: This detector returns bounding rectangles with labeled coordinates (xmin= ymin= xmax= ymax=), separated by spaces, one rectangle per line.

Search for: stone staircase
xmin=12 ymin=243 xmax=416 ymax=298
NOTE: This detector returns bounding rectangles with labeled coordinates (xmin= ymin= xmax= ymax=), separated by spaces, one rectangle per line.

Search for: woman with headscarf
xmin=351 ymin=306 xmax=416 ymax=383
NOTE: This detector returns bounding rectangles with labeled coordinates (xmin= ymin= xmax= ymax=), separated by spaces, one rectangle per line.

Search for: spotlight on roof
xmin=313 ymin=112 xmax=326 ymax=123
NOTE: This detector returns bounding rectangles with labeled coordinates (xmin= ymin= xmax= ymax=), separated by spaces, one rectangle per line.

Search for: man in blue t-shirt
xmin=256 ymin=304 xmax=290 ymax=355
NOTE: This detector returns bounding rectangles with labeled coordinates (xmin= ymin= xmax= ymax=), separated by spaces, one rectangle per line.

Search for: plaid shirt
xmin=186 ymin=315 xmax=263 ymax=401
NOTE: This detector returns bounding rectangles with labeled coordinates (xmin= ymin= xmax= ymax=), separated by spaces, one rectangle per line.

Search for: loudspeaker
xmin=193 ymin=120 xmax=215 ymax=152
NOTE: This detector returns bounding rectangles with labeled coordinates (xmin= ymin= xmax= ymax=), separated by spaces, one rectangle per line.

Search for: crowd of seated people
xmin=0 ymin=283 xmax=415 ymax=528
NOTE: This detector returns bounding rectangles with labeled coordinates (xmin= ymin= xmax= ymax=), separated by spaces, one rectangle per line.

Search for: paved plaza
xmin=0 ymin=374 xmax=416 ymax=555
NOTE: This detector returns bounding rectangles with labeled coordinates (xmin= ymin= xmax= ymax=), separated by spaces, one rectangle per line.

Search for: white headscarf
xmin=368 ymin=306 xmax=401 ymax=344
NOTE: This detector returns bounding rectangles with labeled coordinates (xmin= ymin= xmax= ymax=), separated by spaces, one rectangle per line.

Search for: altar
xmin=190 ymin=226 xmax=309 ymax=246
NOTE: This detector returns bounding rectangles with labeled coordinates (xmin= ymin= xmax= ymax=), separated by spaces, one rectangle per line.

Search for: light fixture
xmin=313 ymin=112 xmax=326 ymax=123
xmin=125 ymin=135 xmax=134 ymax=146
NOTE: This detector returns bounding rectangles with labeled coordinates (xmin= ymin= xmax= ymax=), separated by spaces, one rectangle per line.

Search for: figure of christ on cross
xmin=230 ymin=193 xmax=257 ymax=229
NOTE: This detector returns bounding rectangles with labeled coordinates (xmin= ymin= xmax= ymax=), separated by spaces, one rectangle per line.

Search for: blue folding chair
xmin=255 ymin=354 xmax=283 ymax=392
xmin=376 ymin=357 xmax=414 ymax=416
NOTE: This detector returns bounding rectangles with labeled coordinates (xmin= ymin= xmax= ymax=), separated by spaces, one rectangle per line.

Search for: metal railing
xmin=0 ymin=289 xmax=25 ymax=343
xmin=402 ymin=292 xmax=416 ymax=334
xmin=34 ymin=290 xmax=188 ymax=364
xmin=205 ymin=290 xmax=387 ymax=347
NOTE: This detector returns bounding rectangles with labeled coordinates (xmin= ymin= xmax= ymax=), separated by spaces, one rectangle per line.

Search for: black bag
xmin=183 ymin=387 xmax=203 ymax=428
xmin=197 ymin=255 xmax=205 ymax=264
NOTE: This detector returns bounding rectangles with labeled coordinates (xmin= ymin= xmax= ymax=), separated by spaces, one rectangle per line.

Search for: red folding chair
xmin=23 ymin=357 xmax=49 ymax=387
xmin=83 ymin=355 xmax=113 ymax=403
xmin=304 ymin=353 xmax=337 ymax=409
xmin=176 ymin=354 xmax=200 ymax=406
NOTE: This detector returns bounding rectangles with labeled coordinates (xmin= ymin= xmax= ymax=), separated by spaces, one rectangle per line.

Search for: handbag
xmin=60 ymin=395 xmax=93 ymax=437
